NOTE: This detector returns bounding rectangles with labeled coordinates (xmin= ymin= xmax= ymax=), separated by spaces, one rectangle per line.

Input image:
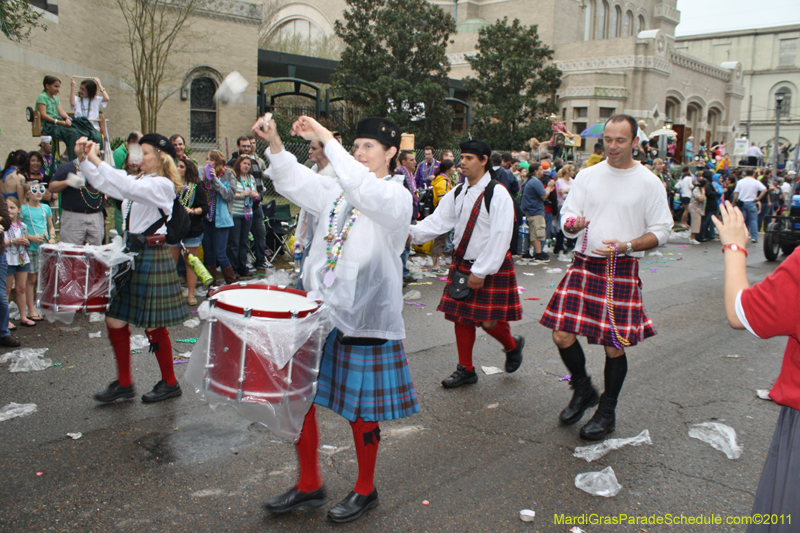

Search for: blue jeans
xmin=545 ymin=212 xmax=554 ymax=241
xmin=741 ymin=201 xmax=759 ymax=241
xmin=757 ymin=203 xmax=772 ymax=235
xmin=202 ymin=219 xmax=231 ymax=268
xmin=0 ymin=254 xmax=8 ymax=338
xmin=401 ymin=241 xmax=411 ymax=278
xmin=227 ymin=215 xmax=253 ymax=275
xmin=251 ymin=205 xmax=267 ymax=268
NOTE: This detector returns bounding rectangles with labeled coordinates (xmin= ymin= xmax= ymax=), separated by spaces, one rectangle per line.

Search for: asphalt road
xmin=0 ymin=239 xmax=790 ymax=533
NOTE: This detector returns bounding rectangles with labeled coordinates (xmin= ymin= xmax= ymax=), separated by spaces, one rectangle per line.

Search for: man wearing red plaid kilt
xmin=410 ymin=139 xmax=524 ymax=388
xmin=540 ymin=115 xmax=672 ymax=440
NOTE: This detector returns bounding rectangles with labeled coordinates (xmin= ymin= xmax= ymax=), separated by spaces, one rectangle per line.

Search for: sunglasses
xmin=30 ymin=185 xmax=47 ymax=194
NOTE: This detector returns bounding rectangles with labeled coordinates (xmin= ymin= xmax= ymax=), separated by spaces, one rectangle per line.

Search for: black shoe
xmin=559 ymin=376 xmax=599 ymax=426
xmin=504 ymin=335 xmax=525 ymax=373
xmin=0 ymin=334 xmax=21 ymax=347
xmin=579 ymin=394 xmax=617 ymax=441
xmin=403 ymin=275 xmax=418 ymax=284
xmin=264 ymin=486 xmax=326 ymax=513
xmin=441 ymin=365 xmax=478 ymax=388
xmin=141 ymin=380 xmax=182 ymax=403
xmin=534 ymin=253 xmax=551 ymax=263
xmin=327 ymin=489 xmax=379 ymax=524
xmin=94 ymin=380 xmax=136 ymax=403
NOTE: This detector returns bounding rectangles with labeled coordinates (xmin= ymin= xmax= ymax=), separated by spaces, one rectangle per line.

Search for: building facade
xmin=1 ymin=0 xmax=263 ymax=159
xmin=675 ymin=24 xmax=799 ymax=156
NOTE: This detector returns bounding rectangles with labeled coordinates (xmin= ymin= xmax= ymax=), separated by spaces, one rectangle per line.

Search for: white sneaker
xmin=689 ymin=239 xmax=701 ymax=245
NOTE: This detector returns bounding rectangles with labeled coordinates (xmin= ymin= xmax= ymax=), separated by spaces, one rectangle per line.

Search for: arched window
xmin=596 ymin=1 xmax=608 ymax=39
xmin=637 ymin=15 xmax=646 ymax=33
xmin=611 ymin=6 xmax=621 ymax=38
xmin=584 ymin=0 xmax=595 ymax=41
xmin=776 ymin=87 xmax=792 ymax=118
xmin=274 ymin=18 xmax=323 ymax=45
xmin=623 ymin=11 xmax=632 ymax=37
xmin=190 ymin=77 xmax=217 ymax=142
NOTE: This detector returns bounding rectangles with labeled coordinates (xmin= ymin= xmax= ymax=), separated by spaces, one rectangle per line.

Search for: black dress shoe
xmin=579 ymin=394 xmax=617 ymax=441
xmin=264 ymin=486 xmax=326 ymax=513
xmin=327 ymin=489 xmax=379 ymax=523
xmin=94 ymin=380 xmax=136 ymax=403
xmin=141 ymin=380 xmax=182 ymax=403
xmin=559 ymin=376 xmax=599 ymax=426
xmin=504 ymin=335 xmax=525 ymax=373
xmin=441 ymin=365 xmax=478 ymax=388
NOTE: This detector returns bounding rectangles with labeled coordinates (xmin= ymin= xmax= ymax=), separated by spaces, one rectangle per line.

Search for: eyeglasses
xmin=30 ymin=185 xmax=47 ymax=194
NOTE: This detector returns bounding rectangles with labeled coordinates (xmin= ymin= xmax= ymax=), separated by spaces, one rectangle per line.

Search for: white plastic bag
xmin=130 ymin=335 xmax=150 ymax=350
xmin=575 ymin=466 xmax=622 ymax=497
xmin=688 ymin=422 xmax=743 ymax=459
xmin=183 ymin=317 xmax=201 ymax=328
xmin=8 ymin=301 xmax=20 ymax=320
xmin=1 ymin=348 xmax=52 ymax=372
xmin=89 ymin=312 xmax=105 ymax=323
xmin=403 ymin=290 xmax=422 ymax=301
xmin=0 ymin=402 xmax=37 ymax=421
xmin=573 ymin=429 xmax=652 ymax=462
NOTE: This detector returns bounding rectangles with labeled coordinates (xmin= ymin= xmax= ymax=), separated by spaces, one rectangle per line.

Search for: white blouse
xmin=79 ymin=161 xmax=175 ymax=234
xmin=410 ymin=173 xmax=515 ymax=279
xmin=71 ymin=95 xmax=107 ymax=129
xmin=265 ymin=140 xmax=412 ymax=340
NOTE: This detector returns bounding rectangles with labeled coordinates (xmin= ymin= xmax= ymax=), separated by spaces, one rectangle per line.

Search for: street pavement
xmin=0 ymin=239 xmax=790 ymax=532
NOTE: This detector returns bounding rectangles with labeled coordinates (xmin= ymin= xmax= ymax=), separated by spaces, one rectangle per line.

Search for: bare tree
xmin=117 ymin=0 xmax=199 ymax=132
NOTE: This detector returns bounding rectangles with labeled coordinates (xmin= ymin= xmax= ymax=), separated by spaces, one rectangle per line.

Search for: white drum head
xmin=213 ymin=287 xmax=318 ymax=314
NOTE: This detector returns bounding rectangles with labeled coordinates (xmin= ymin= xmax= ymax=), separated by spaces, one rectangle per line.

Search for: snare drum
xmin=202 ymin=284 xmax=323 ymax=404
xmin=37 ymin=244 xmax=113 ymax=313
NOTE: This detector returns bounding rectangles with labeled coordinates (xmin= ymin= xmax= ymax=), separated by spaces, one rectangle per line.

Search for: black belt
xmin=64 ymin=209 xmax=103 ymax=214
xmin=336 ymin=330 xmax=387 ymax=346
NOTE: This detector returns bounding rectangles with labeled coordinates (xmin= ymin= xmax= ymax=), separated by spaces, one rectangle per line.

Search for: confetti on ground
xmin=523 ymin=272 xmax=535 ymax=276
xmin=725 ymin=354 xmax=743 ymax=358
xmin=130 ymin=350 xmax=142 ymax=354
xmin=559 ymin=375 xmax=571 ymax=382
xmin=409 ymin=282 xmax=432 ymax=285
xmin=404 ymin=302 xmax=426 ymax=307
xmin=51 ymin=363 xmax=62 ymax=367
xmin=756 ymin=389 xmax=772 ymax=401
xmin=36 ymin=472 xmax=44 ymax=476
xmin=524 ymin=297 xmax=541 ymax=301
xmin=677 ymin=245 xmax=688 ymax=248
xmin=67 ymin=432 xmax=82 ymax=440
xmin=422 ymin=500 xmax=430 ymax=506
xmin=177 ymin=338 xmax=199 ymax=343
xmin=517 ymin=287 xmax=527 ymax=292
xmin=190 ymin=310 xmax=199 ymax=313
xmin=439 ymin=277 xmax=448 ymax=281
xmin=650 ymin=268 xmax=657 ymax=273
xmin=646 ymin=258 xmax=682 ymax=264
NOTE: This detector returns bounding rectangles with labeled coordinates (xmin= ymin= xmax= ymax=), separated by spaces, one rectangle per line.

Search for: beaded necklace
xmin=604 ymin=244 xmax=631 ymax=349
xmin=7 ymin=220 xmax=28 ymax=264
xmin=237 ymin=174 xmax=253 ymax=221
xmin=563 ymin=217 xmax=589 ymax=254
xmin=179 ymin=182 xmax=197 ymax=209
xmin=321 ymin=175 xmax=393 ymax=287
xmin=80 ymin=97 xmax=91 ymax=118
xmin=203 ymin=165 xmax=223 ymax=222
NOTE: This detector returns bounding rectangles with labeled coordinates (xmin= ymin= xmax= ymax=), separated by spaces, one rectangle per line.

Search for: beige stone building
xmin=1 ymin=0 xmax=263 ymax=159
xmin=675 ymin=24 xmax=799 ymax=157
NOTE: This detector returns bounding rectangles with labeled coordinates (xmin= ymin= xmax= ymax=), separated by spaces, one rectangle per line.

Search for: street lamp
xmin=771 ymin=89 xmax=785 ymax=171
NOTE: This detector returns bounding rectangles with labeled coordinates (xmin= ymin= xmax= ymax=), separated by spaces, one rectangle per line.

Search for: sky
xmin=674 ymin=0 xmax=800 ymax=36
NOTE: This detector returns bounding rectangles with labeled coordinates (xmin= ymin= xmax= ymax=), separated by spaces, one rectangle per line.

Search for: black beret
xmin=139 ymin=133 xmax=177 ymax=161
xmin=355 ymin=118 xmax=401 ymax=150
xmin=459 ymin=139 xmax=492 ymax=159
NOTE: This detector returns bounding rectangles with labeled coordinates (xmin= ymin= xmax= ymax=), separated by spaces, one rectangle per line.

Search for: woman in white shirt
xmin=253 ymin=116 xmax=419 ymax=524
xmin=70 ymin=78 xmax=109 ymax=132
xmin=77 ymin=134 xmax=189 ymax=405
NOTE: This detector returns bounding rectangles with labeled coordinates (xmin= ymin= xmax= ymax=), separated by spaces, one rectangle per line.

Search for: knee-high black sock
xmin=603 ymin=354 xmax=628 ymax=400
xmin=558 ymin=341 xmax=587 ymax=381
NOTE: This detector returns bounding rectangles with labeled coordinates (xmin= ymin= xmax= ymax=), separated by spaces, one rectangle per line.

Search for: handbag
xmin=448 ymin=268 xmax=472 ymax=300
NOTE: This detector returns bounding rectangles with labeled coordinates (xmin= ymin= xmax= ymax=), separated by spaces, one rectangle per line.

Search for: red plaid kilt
xmin=539 ymin=253 xmax=656 ymax=347
xmin=437 ymin=251 xmax=522 ymax=326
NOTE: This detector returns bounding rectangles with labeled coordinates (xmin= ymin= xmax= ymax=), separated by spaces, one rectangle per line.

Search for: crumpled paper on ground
xmin=688 ymin=422 xmax=743 ymax=459
xmin=575 ymin=466 xmax=622 ymax=497
xmin=668 ymin=229 xmax=691 ymax=242
xmin=130 ymin=335 xmax=150 ymax=350
xmin=88 ymin=312 xmax=105 ymax=323
xmin=0 ymin=348 xmax=52 ymax=372
xmin=183 ymin=317 xmax=201 ymax=328
xmin=403 ymin=290 xmax=422 ymax=301
xmin=0 ymin=402 xmax=37 ymax=421
xmin=481 ymin=366 xmax=504 ymax=375
xmin=573 ymin=429 xmax=652 ymax=462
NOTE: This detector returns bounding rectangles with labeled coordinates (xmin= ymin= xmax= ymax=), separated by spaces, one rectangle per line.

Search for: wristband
xmin=721 ymin=243 xmax=747 ymax=257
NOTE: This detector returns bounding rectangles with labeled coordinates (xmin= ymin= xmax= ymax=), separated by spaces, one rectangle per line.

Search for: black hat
xmin=355 ymin=118 xmax=401 ymax=150
xmin=459 ymin=139 xmax=492 ymax=159
xmin=139 ymin=133 xmax=177 ymax=161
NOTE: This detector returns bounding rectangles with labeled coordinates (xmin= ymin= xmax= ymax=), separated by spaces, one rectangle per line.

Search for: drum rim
xmin=209 ymin=284 xmax=322 ymax=319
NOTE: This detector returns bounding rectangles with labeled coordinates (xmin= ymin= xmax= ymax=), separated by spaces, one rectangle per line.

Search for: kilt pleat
xmin=437 ymin=251 xmax=522 ymax=326
xmin=539 ymin=253 xmax=655 ymax=347
xmin=106 ymin=245 xmax=189 ymax=328
xmin=314 ymin=329 xmax=420 ymax=423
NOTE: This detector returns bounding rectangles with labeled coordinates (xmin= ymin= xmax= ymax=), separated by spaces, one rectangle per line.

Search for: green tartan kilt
xmin=106 ymin=244 xmax=189 ymax=328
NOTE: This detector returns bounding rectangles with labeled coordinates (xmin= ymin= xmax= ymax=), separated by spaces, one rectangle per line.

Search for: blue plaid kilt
xmin=314 ymin=329 xmax=420 ymax=423
xmin=106 ymin=244 xmax=189 ymax=329
xmin=539 ymin=253 xmax=656 ymax=347
xmin=437 ymin=251 xmax=522 ymax=326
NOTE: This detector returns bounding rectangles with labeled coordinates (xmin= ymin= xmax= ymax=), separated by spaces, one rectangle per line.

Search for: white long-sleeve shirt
xmin=265 ymin=140 xmax=412 ymax=340
xmin=79 ymin=160 xmax=174 ymax=234
xmin=410 ymin=173 xmax=514 ymax=279
xmin=560 ymin=161 xmax=672 ymax=258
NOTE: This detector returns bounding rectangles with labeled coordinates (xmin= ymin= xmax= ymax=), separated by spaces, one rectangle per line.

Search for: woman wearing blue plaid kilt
xmin=78 ymin=134 xmax=189 ymax=405
xmin=254 ymin=115 xmax=419 ymax=524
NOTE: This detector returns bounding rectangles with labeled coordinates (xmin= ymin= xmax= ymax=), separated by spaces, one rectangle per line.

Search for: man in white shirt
xmin=732 ymin=168 xmax=768 ymax=242
xmin=540 ymin=115 xmax=673 ymax=441
xmin=410 ymin=140 xmax=524 ymax=389
xmin=746 ymin=143 xmax=764 ymax=167
xmin=677 ymin=169 xmax=695 ymax=227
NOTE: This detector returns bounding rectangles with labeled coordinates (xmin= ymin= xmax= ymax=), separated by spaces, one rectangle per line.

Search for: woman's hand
xmin=64 ymin=117 xmax=72 ymax=127
xmin=712 ymin=201 xmax=749 ymax=248
xmin=29 ymin=235 xmax=44 ymax=244
xmin=290 ymin=115 xmax=333 ymax=145
xmin=14 ymin=237 xmax=30 ymax=247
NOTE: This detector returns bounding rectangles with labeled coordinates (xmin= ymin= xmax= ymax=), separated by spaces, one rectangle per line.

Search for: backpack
xmin=418 ymin=187 xmax=435 ymax=220
xmin=141 ymin=196 xmax=191 ymax=245
xmin=453 ymin=179 xmax=499 ymax=214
